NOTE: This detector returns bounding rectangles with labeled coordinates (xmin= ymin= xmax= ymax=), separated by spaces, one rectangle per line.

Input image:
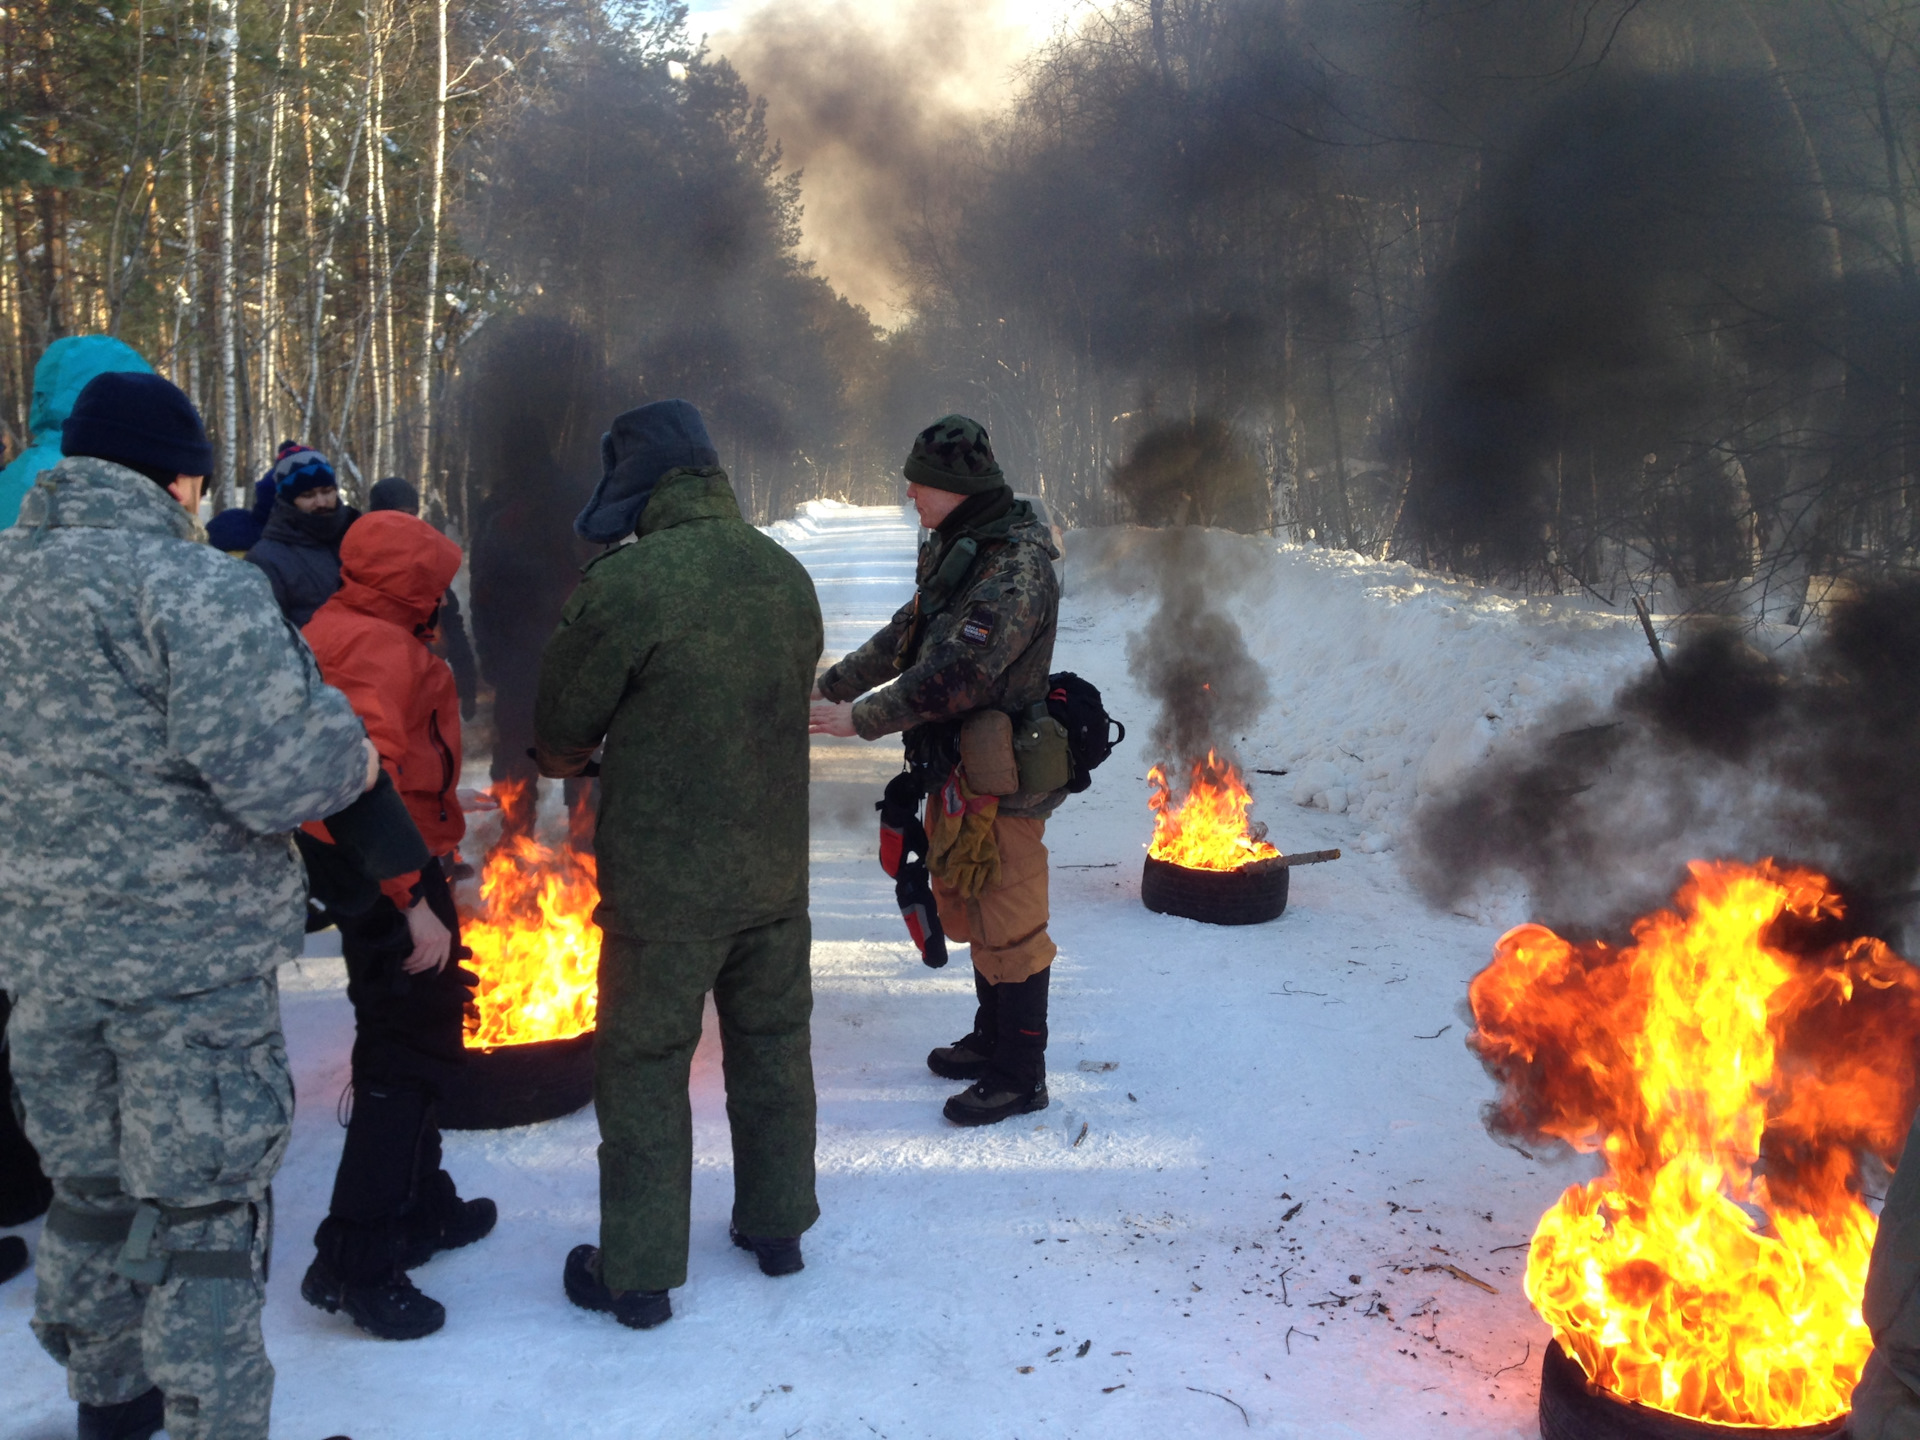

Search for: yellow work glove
xmin=927 ymin=770 xmax=1001 ymax=900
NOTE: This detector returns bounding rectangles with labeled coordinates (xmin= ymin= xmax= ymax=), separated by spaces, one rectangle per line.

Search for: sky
xmin=687 ymin=0 xmax=1090 ymax=326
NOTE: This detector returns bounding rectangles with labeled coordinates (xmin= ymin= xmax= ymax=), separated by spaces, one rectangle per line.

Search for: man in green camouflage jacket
xmin=535 ymin=399 xmax=824 ymax=1332
xmin=810 ymin=414 xmax=1067 ymax=1127
xmin=0 ymin=373 xmax=374 ymax=1440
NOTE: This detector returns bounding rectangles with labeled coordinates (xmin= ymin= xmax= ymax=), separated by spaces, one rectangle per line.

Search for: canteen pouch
xmin=959 ymin=710 xmax=1020 ymax=796
xmin=1012 ymin=704 xmax=1073 ymax=795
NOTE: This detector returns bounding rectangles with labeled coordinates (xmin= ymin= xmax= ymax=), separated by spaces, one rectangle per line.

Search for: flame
xmin=460 ymin=782 xmax=601 ymax=1048
xmin=1147 ymin=751 xmax=1280 ymax=871
xmin=1469 ymin=860 xmax=1920 ymax=1427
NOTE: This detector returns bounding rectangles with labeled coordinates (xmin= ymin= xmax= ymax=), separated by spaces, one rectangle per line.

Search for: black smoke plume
xmin=1111 ymin=417 xmax=1272 ymax=533
xmin=1412 ymin=581 xmax=1920 ymax=940
xmin=1123 ymin=526 xmax=1270 ymax=771
xmin=1405 ymin=71 xmax=1836 ymax=581
xmin=461 ymin=314 xmax=610 ymax=832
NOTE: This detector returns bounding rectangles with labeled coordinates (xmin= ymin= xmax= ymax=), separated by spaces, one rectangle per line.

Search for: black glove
xmin=878 ymin=772 xmax=947 ymax=969
xmin=323 ymin=770 xmax=431 ymax=880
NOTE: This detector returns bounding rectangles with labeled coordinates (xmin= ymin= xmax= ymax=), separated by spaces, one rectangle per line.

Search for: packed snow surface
xmin=3 ymin=501 xmax=1662 ymax=1438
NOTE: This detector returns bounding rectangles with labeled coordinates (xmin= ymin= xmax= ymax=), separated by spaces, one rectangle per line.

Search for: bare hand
xmin=401 ymin=900 xmax=453 ymax=974
xmin=361 ymin=739 xmax=381 ymax=792
xmin=809 ymin=679 xmax=825 ymax=701
xmin=457 ymin=786 xmax=500 ymax=812
xmin=809 ymin=700 xmax=858 ymax=738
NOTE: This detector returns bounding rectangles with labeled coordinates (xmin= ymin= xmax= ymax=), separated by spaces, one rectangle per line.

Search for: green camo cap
xmin=902 ymin=414 xmax=1005 ymax=494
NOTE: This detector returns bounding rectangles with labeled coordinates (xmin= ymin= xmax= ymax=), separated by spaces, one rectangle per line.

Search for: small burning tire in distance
xmin=1537 ymin=1340 xmax=1846 ymax=1440
xmin=1141 ymin=855 xmax=1288 ymax=926
xmin=440 ymin=1031 xmax=596 ymax=1131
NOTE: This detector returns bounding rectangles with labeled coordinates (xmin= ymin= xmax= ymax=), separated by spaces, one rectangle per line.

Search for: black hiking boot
xmin=77 ymin=1386 xmax=164 ymax=1440
xmin=0 ymin=1233 xmax=27 ymax=1285
xmin=563 ymin=1244 xmax=671 ymax=1330
xmin=400 ymin=1171 xmax=497 ymax=1270
xmin=729 ymin=1223 xmax=804 ymax=1277
xmin=301 ymin=1252 xmax=446 ymax=1340
xmin=943 ymin=1080 xmax=1050 ymax=1127
xmin=926 ymin=1036 xmax=993 ymax=1081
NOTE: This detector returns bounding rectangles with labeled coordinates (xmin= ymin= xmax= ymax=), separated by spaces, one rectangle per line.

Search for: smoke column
xmin=1411 ymin=582 xmax=1920 ymax=941
xmin=1123 ymin=527 xmax=1270 ymax=771
xmin=710 ymin=0 xmax=1068 ymax=325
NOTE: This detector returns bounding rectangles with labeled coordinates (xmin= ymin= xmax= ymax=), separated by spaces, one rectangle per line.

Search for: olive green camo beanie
xmin=902 ymin=414 xmax=1006 ymax=494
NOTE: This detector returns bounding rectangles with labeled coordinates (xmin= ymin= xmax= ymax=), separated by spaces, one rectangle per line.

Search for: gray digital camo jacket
xmin=0 ymin=458 xmax=370 ymax=999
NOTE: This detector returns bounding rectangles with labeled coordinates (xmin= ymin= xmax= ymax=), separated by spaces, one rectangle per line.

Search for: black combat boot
xmin=0 ymin=1233 xmax=26 ymax=1285
xmin=563 ymin=1244 xmax=671 ymax=1329
xmin=926 ymin=967 xmax=999 ymax=1079
xmin=77 ymin=1386 xmax=164 ymax=1440
xmin=944 ymin=968 xmax=1050 ymax=1126
xmin=303 ymin=1217 xmax=446 ymax=1340
xmin=400 ymin=1168 xmax=497 ymax=1270
xmin=943 ymin=1078 xmax=1051 ymax=1125
xmin=729 ymin=1222 xmax=804 ymax=1277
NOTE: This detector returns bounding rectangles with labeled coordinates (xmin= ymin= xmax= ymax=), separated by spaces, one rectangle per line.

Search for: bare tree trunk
xmin=257 ymin=0 xmax=294 ymax=472
xmin=418 ymin=0 xmax=448 ymax=501
xmin=214 ymin=0 xmax=240 ymax=508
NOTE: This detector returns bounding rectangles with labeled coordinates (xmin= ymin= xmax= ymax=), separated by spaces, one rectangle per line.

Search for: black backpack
xmin=1046 ymin=672 xmax=1125 ymax=794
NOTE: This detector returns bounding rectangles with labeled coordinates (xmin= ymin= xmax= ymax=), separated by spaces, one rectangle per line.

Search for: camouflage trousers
xmin=595 ymin=915 xmax=819 ymax=1292
xmin=8 ymin=973 xmax=290 ymax=1440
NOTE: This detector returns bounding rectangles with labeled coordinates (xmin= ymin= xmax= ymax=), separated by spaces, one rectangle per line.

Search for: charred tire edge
xmin=441 ymin=1030 xmax=596 ymax=1131
xmin=1538 ymin=1339 xmax=1847 ymax=1440
xmin=1140 ymin=855 xmax=1288 ymax=926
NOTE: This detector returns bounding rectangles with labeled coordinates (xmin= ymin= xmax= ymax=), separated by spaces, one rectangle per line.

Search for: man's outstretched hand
xmin=809 ymin=700 xmax=857 ymax=738
xmin=402 ymin=899 xmax=453 ymax=975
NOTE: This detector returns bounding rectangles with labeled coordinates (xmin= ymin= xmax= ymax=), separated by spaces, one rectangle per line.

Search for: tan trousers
xmin=931 ymin=815 xmax=1056 ymax=984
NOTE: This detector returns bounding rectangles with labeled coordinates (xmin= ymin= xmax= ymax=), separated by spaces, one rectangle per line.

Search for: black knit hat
xmin=61 ymin=371 xmax=215 ymax=479
xmin=902 ymin=414 xmax=1005 ymax=495
xmin=368 ymin=476 xmax=420 ymax=514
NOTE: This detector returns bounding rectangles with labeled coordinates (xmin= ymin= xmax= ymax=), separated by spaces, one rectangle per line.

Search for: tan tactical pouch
xmin=1013 ymin=704 xmax=1073 ymax=794
xmin=959 ymin=710 xmax=1021 ymax=796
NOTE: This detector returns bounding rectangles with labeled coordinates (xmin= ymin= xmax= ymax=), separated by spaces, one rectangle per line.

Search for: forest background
xmin=8 ymin=0 xmax=1920 ymax=620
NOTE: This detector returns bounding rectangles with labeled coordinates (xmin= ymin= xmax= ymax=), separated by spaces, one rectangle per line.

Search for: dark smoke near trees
xmin=1123 ymin=528 xmax=1270 ymax=771
xmin=1410 ymin=580 xmax=1920 ymax=941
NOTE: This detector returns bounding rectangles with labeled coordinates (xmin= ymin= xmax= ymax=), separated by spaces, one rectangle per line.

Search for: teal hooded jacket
xmin=0 ymin=335 xmax=153 ymax=527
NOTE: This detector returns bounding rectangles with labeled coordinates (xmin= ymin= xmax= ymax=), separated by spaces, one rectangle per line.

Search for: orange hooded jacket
xmin=303 ymin=509 xmax=466 ymax=905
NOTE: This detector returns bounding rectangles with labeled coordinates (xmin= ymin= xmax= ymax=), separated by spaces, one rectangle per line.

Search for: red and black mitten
xmin=878 ymin=771 xmax=948 ymax=969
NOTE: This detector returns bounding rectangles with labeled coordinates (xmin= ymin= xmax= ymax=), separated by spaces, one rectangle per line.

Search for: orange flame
xmin=1469 ymin=860 xmax=1920 ymax=1427
xmin=460 ymin=782 xmax=601 ymax=1048
xmin=1147 ymin=752 xmax=1280 ymax=871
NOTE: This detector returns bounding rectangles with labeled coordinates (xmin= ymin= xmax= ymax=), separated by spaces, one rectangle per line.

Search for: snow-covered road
xmin=3 ymin=504 xmax=1658 ymax=1439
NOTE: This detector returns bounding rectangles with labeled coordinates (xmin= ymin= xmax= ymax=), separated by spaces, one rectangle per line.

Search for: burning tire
xmin=1141 ymin=854 xmax=1288 ymax=926
xmin=1537 ymin=1341 xmax=1847 ymax=1440
xmin=440 ymin=1031 xmax=596 ymax=1131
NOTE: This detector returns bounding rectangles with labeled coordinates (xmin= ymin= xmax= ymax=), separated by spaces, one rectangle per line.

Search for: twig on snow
xmin=1489 ymin=1341 xmax=1532 ymax=1380
xmin=1187 ymin=1387 xmax=1250 ymax=1427
xmin=1284 ymin=1325 xmax=1319 ymax=1354
xmin=1414 ymin=1025 xmax=1452 ymax=1040
xmin=1424 ymin=1262 xmax=1498 ymax=1294
xmin=1488 ymin=1242 xmax=1530 ymax=1253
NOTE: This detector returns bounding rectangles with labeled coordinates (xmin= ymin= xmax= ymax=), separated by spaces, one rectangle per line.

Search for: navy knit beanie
xmin=61 ymin=371 xmax=215 ymax=480
xmin=272 ymin=446 xmax=336 ymax=498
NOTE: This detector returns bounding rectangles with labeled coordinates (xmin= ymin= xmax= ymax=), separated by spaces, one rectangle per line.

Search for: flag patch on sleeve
xmin=960 ymin=607 xmax=996 ymax=646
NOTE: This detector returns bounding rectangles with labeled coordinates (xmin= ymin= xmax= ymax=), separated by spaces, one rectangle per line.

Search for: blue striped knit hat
xmin=272 ymin=445 xmax=336 ymax=498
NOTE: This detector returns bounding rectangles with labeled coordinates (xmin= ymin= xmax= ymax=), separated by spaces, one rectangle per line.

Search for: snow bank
xmin=1063 ymin=528 xmax=1652 ymax=856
